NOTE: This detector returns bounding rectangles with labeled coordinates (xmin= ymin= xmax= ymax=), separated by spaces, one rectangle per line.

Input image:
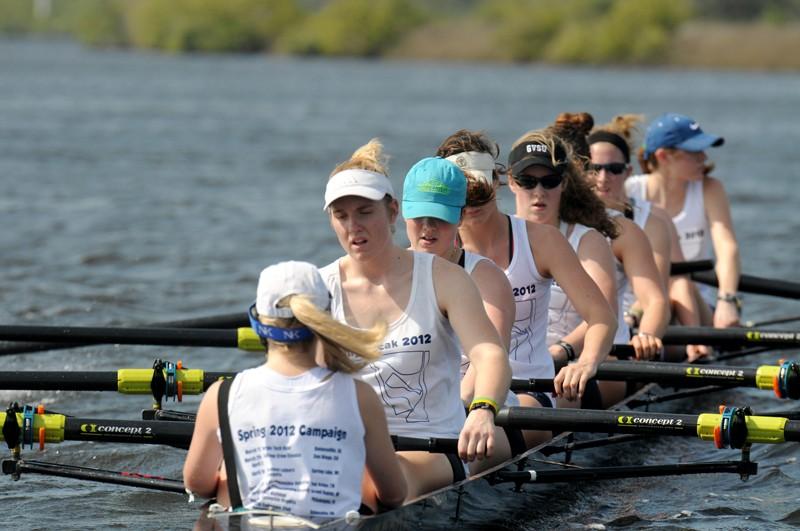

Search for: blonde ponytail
xmin=331 ymin=138 xmax=390 ymax=177
xmin=280 ymin=295 xmax=385 ymax=373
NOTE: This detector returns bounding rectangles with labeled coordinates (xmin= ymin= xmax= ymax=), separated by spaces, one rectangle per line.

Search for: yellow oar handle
xmin=237 ymin=328 xmax=263 ymax=351
xmin=117 ymin=369 xmax=206 ymax=395
xmin=697 ymin=413 xmax=788 ymax=445
xmin=0 ymin=412 xmax=66 ymax=444
xmin=755 ymin=365 xmax=780 ymax=392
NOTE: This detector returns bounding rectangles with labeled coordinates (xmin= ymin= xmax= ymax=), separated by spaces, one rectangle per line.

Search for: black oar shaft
xmin=670 ymin=259 xmax=714 ymax=275
xmin=493 ymin=460 xmax=755 ymax=484
xmin=0 ymin=312 xmax=248 ymax=356
xmin=64 ymin=418 xmax=193 ymax=448
xmin=663 ymin=326 xmax=800 ymax=347
xmin=0 ymin=325 xmax=237 ymax=348
xmin=0 ymin=371 xmax=120 ymax=391
xmin=2 ymin=459 xmax=186 ymax=494
xmin=595 ymin=360 xmax=758 ymax=387
xmin=496 ymin=407 xmax=700 ymax=437
xmin=692 ymin=271 xmax=800 ymax=299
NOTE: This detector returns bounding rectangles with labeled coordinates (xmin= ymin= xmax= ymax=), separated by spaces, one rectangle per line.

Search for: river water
xmin=0 ymin=38 xmax=799 ymax=530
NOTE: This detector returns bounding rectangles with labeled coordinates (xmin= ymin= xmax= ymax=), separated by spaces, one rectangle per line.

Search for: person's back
xmin=227 ymin=364 xmax=364 ymax=516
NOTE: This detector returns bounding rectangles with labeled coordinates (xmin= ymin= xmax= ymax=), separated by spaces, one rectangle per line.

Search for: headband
xmin=587 ymin=131 xmax=630 ymax=163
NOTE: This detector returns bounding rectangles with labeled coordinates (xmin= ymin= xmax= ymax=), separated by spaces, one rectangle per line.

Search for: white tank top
xmin=227 ymin=365 xmax=365 ymax=517
xmin=605 ymin=210 xmax=633 ymax=343
xmin=626 ymin=175 xmax=714 ymax=303
xmin=546 ymin=222 xmax=596 ymax=346
xmin=506 ymin=216 xmax=554 ymax=379
xmin=320 ymin=252 xmax=466 ymax=439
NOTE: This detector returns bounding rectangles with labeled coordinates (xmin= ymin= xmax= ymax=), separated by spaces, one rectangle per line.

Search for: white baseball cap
xmin=255 ymin=261 xmax=330 ymax=318
xmin=323 ymin=169 xmax=395 ymax=210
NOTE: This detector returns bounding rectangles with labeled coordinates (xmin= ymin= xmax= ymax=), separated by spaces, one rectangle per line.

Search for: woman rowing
xmin=184 ymin=260 xmax=406 ymax=518
xmin=627 ymin=113 xmax=741 ymax=329
xmin=510 ymin=118 xmax=668 ymax=407
xmin=587 ymin=115 xmax=710 ymax=361
xmin=401 ymin=155 xmax=524 ymax=471
xmin=436 ymin=129 xmax=616 ymax=431
xmin=319 ymin=139 xmax=511 ymax=497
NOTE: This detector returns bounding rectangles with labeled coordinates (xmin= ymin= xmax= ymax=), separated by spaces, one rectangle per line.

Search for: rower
xmin=627 ymin=113 xmax=741 ymax=329
xmin=545 ymin=112 xmax=670 ymax=355
xmin=438 ymin=130 xmax=616 ymax=446
xmin=587 ymin=115 xmax=710 ymax=361
xmin=183 ymin=261 xmax=406 ymax=517
xmin=319 ymin=139 xmax=511 ymax=498
xmin=401 ymin=155 xmax=525 ymax=472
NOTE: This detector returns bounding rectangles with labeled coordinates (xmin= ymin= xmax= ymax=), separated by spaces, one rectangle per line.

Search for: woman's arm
xmin=356 ymin=380 xmax=407 ymax=508
xmin=531 ymin=224 xmax=616 ymax=402
xmin=434 ymin=257 xmax=511 ymax=462
xmin=614 ymin=218 xmax=670 ymax=359
xmin=470 ymin=259 xmax=515 ymax=350
xmin=183 ymin=381 xmax=224 ymax=498
xmin=554 ymin=229 xmax=617 ymax=354
xmin=704 ymin=176 xmax=741 ymax=328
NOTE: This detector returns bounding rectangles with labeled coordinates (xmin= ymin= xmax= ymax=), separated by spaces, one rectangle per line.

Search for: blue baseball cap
xmin=402 ymin=157 xmax=467 ymax=224
xmin=643 ymin=113 xmax=724 ymax=159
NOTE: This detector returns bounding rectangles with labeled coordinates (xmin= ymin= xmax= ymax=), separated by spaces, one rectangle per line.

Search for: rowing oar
xmin=0 ymin=311 xmax=249 ymax=357
xmin=4 ymin=405 xmax=798 ymax=453
xmin=663 ymin=326 xmax=800 ymax=348
xmin=511 ymin=359 xmax=800 ymax=400
xmin=495 ymin=405 xmax=800 ymax=449
xmin=670 ymin=259 xmax=714 ymax=275
xmin=0 ymin=406 xmax=459 ymax=453
xmin=1 ymin=459 xmax=187 ymax=494
xmin=0 ymin=325 xmax=640 ymax=357
xmin=3 ymin=359 xmax=797 ymax=401
xmin=691 ymin=271 xmax=800 ymax=300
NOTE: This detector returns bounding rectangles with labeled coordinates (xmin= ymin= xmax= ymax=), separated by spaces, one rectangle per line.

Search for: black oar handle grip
xmin=671 ymin=260 xmax=714 ymax=275
xmin=391 ymin=435 xmax=458 ymax=454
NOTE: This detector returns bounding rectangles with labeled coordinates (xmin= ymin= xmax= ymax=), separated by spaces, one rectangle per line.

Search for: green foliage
xmin=72 ymin=0 xmax=129 ymax=47
xmin=483 ymin=0 xmax=692 ymax=64
xmin=127 ymin=0 xmax=304 ymax=53
xmin=0 ymin=0 xmax=34 ymax=33
xmin=278 ymin=0 xmax=426 ymax=56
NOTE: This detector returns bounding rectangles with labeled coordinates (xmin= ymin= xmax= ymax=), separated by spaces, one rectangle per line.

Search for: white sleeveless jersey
xmin=506 ymin=216 xmax=554 ymax=379
xmin=459 ymin=250 xmax=520 ymax=408
xmin=546 ymin=222 xmax=596 ymax=346
xmin=626 ymin=175 xmax=714 ymax=304
xmin=605 ymin=210 xmax=633 ymax=343
xmin=320 ymin=252 xmax=465 ymax=439
xmin=227 ymin=365 xmax=365 ymax=517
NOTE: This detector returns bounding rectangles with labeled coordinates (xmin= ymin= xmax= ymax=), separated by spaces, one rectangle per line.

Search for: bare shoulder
xmin=471 ymin=258 xmax=512 ymax=294
xmin=526 ymin=220 xmax=562 ymax=243
xmin=432 ymin=253 xmax=472 ymax=285
xmin=354 ymin=378 xmax=383 ymax=416
xmin=702 ymin=175 xmax=727 ymax=197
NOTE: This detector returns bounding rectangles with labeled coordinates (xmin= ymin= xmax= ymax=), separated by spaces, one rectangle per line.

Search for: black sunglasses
xmin=512 ymin=174 xmax=563 ymax=190
xmin=589 ymin=162 xmax=628 ymax=175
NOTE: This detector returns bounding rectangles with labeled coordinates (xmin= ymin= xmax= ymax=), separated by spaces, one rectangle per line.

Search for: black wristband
xmin=557 ymin=340 xmax=576 ymax=361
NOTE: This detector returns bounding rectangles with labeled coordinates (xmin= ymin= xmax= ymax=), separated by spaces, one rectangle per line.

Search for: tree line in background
xmin=1 ymin=0 xmax=799 ymax=67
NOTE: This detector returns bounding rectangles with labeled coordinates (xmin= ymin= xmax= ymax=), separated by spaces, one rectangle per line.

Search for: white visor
xmin=323 ymin=169 xmax=395 ymax=210
xmin=446 ymin=152 xmax=495 ymax=185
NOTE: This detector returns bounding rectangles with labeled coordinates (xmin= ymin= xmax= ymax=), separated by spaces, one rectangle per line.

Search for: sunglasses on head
xmin=512 ymin=174 xmax=563 ymax=190
xmin=589 ymin=162 xmax=628 ymax=175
